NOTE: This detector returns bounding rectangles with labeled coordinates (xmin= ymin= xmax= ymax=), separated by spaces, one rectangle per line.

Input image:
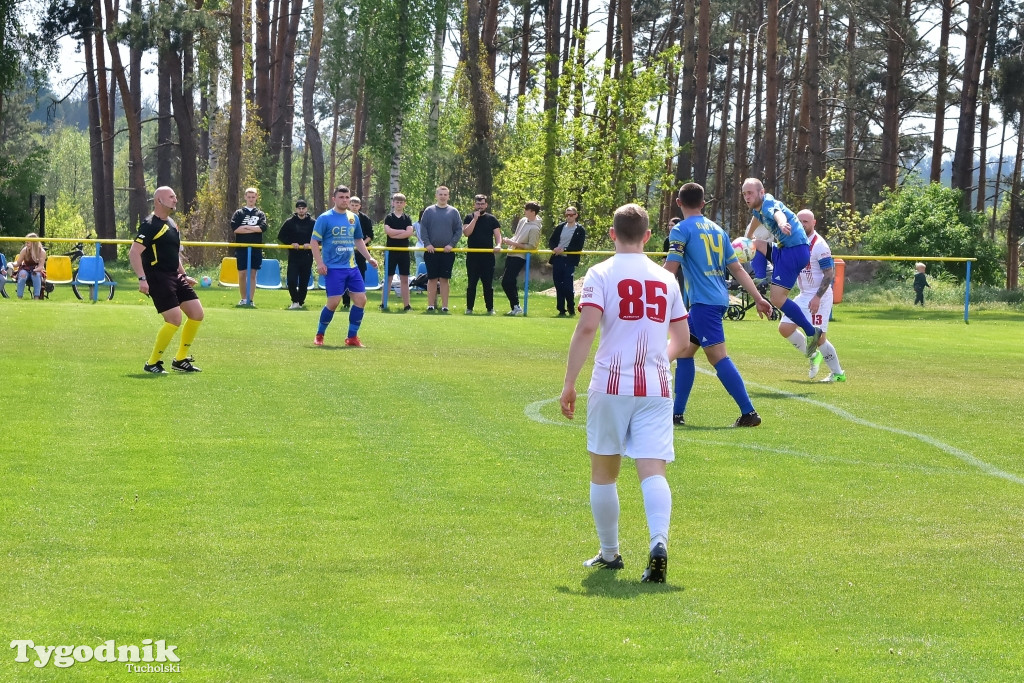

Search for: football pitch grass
xmin=2 ymin=286 xmax=1023 ymax=681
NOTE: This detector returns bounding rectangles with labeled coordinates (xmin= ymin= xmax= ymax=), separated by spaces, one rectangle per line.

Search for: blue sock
xmin=317 ymin=306 xmax=335 ymax=335
xmin=714 ymin=356 xmax=754 ymax=414
xmin=780 ymin=299 xmax=815 ymax=335
xmin=752 ymin=250 xmax=767 ymax=279
xmin=674 ymin=358 xmax=695 ymax=415
xmin=347 ymin=305 xmax=364 ymax=338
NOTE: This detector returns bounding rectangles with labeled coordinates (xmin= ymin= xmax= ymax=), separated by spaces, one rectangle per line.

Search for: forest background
xmin=0 ymin=0 xmax=1020 ymax=289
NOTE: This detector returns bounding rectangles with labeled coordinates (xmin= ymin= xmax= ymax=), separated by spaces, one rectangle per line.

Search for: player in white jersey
xmin=561 ymin=204 xmax=690 ymax=583
xmin=778 ymin=209 xmax=846 ymax=382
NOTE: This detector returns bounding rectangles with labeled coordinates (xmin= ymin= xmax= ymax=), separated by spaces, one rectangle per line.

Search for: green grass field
xmin=2 ymin=279 xmax=1023 ymax=681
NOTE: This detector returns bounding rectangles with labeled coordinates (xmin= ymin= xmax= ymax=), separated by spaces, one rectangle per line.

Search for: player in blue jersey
xmin=311 ymin=185 xmax=379 ymax=348
xmin=741 ymin=178 xmax=822 ymax=357
xmin=665 ymin=183 xmax=772 ymax=427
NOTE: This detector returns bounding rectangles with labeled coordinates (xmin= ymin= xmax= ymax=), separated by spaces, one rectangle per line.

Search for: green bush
xmin=863 ymin=182 xmax=1003 ymax=286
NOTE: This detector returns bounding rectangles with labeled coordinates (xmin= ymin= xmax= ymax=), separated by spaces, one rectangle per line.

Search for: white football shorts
xmin=586 ymin=391 xmax=675 ymax=462
xmin=753 ymin=225 xmax=773 ymax=242
xmin=782 ymin=289 xmax=834 ymax=331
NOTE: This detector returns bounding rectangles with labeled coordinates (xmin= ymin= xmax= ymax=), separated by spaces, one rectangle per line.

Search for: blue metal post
xmin=246 ymin=246 xmax=253 ymax=304
xmin=381 ymin=251 xmax=390 ymax=309
xmin=92 ymin=238 xmax=101 ymax=302
xmin=964 ymin=260 xmax=972 ymax=324
xmin=523 ymin=253 xmax=531 ymax=316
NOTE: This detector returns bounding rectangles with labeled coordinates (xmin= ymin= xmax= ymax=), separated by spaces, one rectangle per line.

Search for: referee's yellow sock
xmin=148 ymin=322 xmax=179 ymax=365
xmin=174 ymin=318 xmax=202 ymax=361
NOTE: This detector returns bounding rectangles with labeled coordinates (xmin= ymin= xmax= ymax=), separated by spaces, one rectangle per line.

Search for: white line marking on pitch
xmin=525 ymin=376 xmax=1022 ymax=486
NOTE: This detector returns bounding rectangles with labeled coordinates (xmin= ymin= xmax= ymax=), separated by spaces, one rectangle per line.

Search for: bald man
xmin=130 ymin=186 xmax=205 ymax=373
xmin=741 ymin=178 xmax=823 ymax=357
xmin=777 ymin=210 xmax=846 ymax=382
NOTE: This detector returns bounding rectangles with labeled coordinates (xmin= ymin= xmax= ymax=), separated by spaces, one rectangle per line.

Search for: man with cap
xmin=277 ymin=199 xmax=316 ymax=309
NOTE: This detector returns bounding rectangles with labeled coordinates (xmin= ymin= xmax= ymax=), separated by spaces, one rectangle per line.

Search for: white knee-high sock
xmin=640 ymin=475 xmax=671 ymax=550
xmin=590 ymin=482 xmax=619 ymax=559
xmin=786 ymin=330 xmax=807 ymax=355
xmin=821 ymin=340 xmax=843 ymax=374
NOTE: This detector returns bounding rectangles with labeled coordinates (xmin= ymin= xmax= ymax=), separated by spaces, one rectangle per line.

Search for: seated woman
xmin=13 ymin=233 xmax=46 ymax=299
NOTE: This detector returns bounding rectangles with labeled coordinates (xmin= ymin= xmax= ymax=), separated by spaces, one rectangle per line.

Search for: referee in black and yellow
xmin=129 ymin=186 xmax=205 ymax=374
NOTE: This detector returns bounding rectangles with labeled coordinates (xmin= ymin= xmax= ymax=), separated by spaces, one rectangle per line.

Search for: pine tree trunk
xmin=227 ymin=0 xmax=245 ymax=230
xmin=303 ymin=0 xmax=325 ymax=214
xmin=675 ymin=0 xmax=695 ymax=184
xmin=930 ymin=0 xmax=951 ymax=182
xmin=842 ymin=16 xmax=856 ymax=206
xmin=765 ymin=0 xmax=779 ymax=189
xmin=692 ymin=0 xmax=710 ymax=185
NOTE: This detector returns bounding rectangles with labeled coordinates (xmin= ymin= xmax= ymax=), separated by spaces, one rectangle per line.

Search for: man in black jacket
xmin=548 ymin=206 xmax=587 ymax=316
xmin=277 ymin=199 xmax=316 ymax=309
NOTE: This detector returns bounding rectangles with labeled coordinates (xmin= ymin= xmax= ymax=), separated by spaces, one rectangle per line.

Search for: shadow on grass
xmin=555 ymin=570 xmax=685 ymax=598
xmin=748 ymin=389 xmax=811 ymax=399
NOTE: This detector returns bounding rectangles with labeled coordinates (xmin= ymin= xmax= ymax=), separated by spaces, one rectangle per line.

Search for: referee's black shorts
xmin=148 ymin=271 xmax=199 ymax=314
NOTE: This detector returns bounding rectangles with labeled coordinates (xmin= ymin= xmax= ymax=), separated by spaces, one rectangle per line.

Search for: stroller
xmin=723 ymin=263 xmax=781 ymax=321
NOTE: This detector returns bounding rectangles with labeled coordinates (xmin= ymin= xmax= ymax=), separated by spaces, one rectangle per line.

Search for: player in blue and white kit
xmin=778 ymin=210 xmax=846 ymax=382
xmin=311 ymin=185 xmax=378 ymax=348
xmin=665 ymin=183 xmax=772 ymax=427
xmin=741 ymin=178 xmax=823 ymax=357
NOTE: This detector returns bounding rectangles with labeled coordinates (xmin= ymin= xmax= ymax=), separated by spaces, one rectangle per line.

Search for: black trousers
xmin=466 ymin=253 xmax=496 ymax=311
xmin=914 ymin=288 xmax=925 ymax=305
xmin=501 ymin=257 xmax=526 ymax=309
xmin=551 ymin=256 xmax=577 ymax=313
xmin=287 ymin=252 xmax=314 ymax=304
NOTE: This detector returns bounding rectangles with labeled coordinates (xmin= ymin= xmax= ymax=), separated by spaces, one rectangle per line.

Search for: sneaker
xmin=465 ymin=309 xmax=474 ymax=315
xmin=314 ymin=334 xmax=324 ymax=346
xmin=557 ymin=311 xmax=567 ymax=317
xmin=508 ymin=305 xmax=523 ymax=316
xmin=820 ymin=372 xmax=846 ymax=383
xmin=733 ymin=410 xmax=762 ymax=427
xmin=344 ymin=336 xmax=365 ymax=348
xmin=403 ymin=305 xmax=412 ymax=312
xmin=568 ymin=309 xmax=576 ymax=317
xmin=808 ymin=350 xmax=823 ymax=379
xmin=640 ymin=543 xmax=668 ymax=583
xmin=486 ymin=309 xmax=496 ymax=315
xmin=805 ymin=327 xmax=823 ymax=358
xmin=672 ymin=413 xmax=685 ymax=426
xmin=237 ymin=299 xmax=248 ymax=306
xmin=426 ymin=306 xmax=436 ymax=313
xmin=143 ymin=361 xmax=167 ymax=374
xmin=288 ymin=302 xmax=302 ymax=310
xmin=583 ymin=552 xmax=624 ymax=570
xmin=441 ymin=307 xmax=449 ymax=314
xmin=171 ymin=358 xmax=202 ymax=373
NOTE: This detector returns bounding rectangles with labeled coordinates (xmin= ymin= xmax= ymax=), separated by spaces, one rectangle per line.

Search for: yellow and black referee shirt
xmin=134 ymin=215 xmax=182 ymax=273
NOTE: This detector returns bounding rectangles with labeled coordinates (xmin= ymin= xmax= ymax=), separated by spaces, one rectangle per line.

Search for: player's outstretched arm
xmin=744 ymin=216 xmax=759 ymax=240
xmin=727 ymin=261 xmax=772 ymax=317
xmin=355 ymin=238 xmax=378 ymax=268
xmin=561 ymin=306 xmax=601 ymax=420
xmin=311 ymin=240 xmax=327 ymax=275
xmin=667 ymin=318 xmax=691 ymax=360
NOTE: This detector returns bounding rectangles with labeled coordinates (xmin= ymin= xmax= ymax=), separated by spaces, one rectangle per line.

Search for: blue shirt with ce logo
xmin=312 ymin=209 xmax=363 ymax=269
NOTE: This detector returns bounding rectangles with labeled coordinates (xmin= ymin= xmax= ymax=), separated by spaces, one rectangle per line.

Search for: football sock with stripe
xmin=317 ymin=306 xmax=335 ymax=335
xmin=640 ymin=475 xmax=671 ymax=550
xmin=714 ymin=356 xmax=754 ymax=414
xmin=348 ymin=305 xmax=365 ymax=338
xmin=786 ymin=330 xmax=807 ymax=355
xmin=674 ymin=357 xmax=696 ymax=415
xmin=821 ymin=341 xmax=843 ymax=374
xmin=174 ymin=318 xmax=202 ymax=362
xmin=590 ymin=482 xmax=620 ymax=561
xmin=148 ymin=322 xmax=179 ymax=365
xmin=780 ymin=299 xmax=815 ymax=335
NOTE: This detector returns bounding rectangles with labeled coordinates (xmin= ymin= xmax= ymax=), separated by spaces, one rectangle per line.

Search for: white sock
xmin=590 ymin=482 xmax=619 ymax=559
xmin=640 ymin=475 xmax=671 ymax=550
xmin=821 ymin=341 xmax=843 ymax=374
xmin=786 ymin=330 xmax=807 ymax=355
